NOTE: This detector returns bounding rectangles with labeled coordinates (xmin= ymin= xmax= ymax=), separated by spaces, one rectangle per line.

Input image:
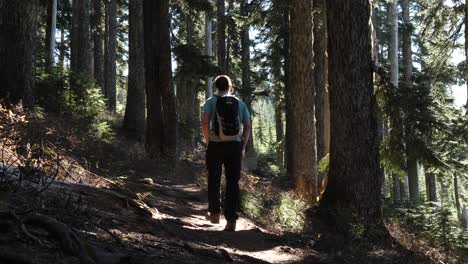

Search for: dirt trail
xmin=141 ymin=178 xmax=311 ymax=264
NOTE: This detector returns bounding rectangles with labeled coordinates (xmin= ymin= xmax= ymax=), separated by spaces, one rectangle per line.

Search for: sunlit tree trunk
xmin=123 ymin=0 xmax=145 ymax=140
xmin=0 ymin=0 xmax=39 ymax=107
xmin=287 ymin=0 xmax=317 ymax=201
xmin=313 ymin=0 xmax=328 ymax=190
xmin=240 ymin=0 xmax=254 ymax=153
xmin=205 ymin=12 xmax=213 ymax=99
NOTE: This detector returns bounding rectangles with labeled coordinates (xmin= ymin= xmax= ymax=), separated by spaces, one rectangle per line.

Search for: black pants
xmin=206 ymin=141 xmax=242 ymax=222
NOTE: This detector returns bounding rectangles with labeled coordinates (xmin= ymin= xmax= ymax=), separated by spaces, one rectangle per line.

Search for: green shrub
xmin=273 ymin=193 xmax=307 ymax=232
xmin=36 ymin=68 xmax=113 ymax=141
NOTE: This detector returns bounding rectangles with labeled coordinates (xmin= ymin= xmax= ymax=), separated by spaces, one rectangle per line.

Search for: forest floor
xmin=0 ymin=104 xmax=449 ymax=264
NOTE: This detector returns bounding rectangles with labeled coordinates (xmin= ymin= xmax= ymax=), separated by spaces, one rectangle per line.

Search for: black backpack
xmin=213 ymin=95 xmax=241 ymax=141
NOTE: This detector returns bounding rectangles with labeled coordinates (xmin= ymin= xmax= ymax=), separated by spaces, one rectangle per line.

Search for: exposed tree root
xmin=24 ymin=213 xmax=96 ymax=264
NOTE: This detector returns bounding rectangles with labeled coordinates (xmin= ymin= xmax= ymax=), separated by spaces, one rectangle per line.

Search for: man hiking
xmin=201 ymin=75 xmax=251 ymax=232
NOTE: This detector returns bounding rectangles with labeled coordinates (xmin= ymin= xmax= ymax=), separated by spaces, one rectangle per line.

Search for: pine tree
xmin=123 ymin=0 xmax=145 ymax=139
xmin=0 ymin=0 xmax=39 ymax=107
xmin=216 ymin=0 xmax=226 ymax=73
xmin=313 ymin=0 xmax=328 ymax=165
xmin=402 ymin=0 xmax=420 ymax=203
xmin=143 ymin=0 xmax=177 ymax=160
xmin=287 ymin=0 xmax=317 ymax=201
xmin=45 ymin=0 xmax=58 ymax=70
xmin=104 ymin=0 xmax=117 ymax=112
xmin=240 ymin=0 xmax=254 ymax=152
xmin=92 ymin=0 xmax=104 ymax=88
xmin=71 ymin=0 xmax=92 ymax=77
xmin=205 ymin=11 xmax=214 ymax=99
xmin=319 ymin=0 xmax=385 ymax=234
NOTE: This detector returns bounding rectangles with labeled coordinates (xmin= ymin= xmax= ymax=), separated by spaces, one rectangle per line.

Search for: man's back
xmin=202 ymin=94 xmax=250 ymax=143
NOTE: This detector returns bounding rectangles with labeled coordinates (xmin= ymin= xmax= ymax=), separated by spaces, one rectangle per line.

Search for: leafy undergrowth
xmin=0 ymin=103 xmax=456 ymax=264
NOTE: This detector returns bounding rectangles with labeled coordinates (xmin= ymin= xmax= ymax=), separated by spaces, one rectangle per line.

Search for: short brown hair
xmin=214 ymin=75 xmax=232 ymax=92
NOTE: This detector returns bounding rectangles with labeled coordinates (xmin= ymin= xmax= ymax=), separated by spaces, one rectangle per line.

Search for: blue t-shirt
xmin=202 ymin=94 xmax=251 ymax=142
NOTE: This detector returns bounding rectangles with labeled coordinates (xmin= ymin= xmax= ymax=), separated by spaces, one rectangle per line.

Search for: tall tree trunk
xmin=177 ymin=11 xmax=198 ymax=150
xmin=288 ymin=0 xmax=317 ymax=201
xmin=388 ymin=0 xmax=409 ymax=202
xmin=71 ymin=0 xmax=92 ymax=76
xmin=123 ymin=0 xmax=145 ymax=140
xmin=425 ymin=172 xmax=437 ymax=202
xmin=454 ymin=173 xmax=461 ymax=218
xmin=143 ymin=0 xmax=177 ymax=160
xmin=104 ymin=0 xmax=117 ymax=112
xmin=313 ymin=0 xmax=327 ymax=190
xmin=46 ymin=0 xmax=58 ymax=70
xmin=240 ymin=0 xmax=254 ymax=152
xmin=217 ymin=0 xmax=226 ymax=73
xmin=465 ymin=0 xmax=468 ymax=115
xmin=205 ymin=12 xmax=213 ymax=99
xmin=402 ymin=0 xmax=419 ymax=204
xmin=59 ymin=27 xmax=66 ymax=68
xmin=92 ymin=0 xmax=104 ymax=88
xmin=284 ymin=0 xmax=292 ymax=175
xmin=271 ymin=0 xmax=285 ymax=168
xmin=0 ymin=0 xmax=38 ymax=107
xmin=319 ymin=0 xmax=385 ymax=233
xmin=226 ymin=0 xmax=234 ymax=75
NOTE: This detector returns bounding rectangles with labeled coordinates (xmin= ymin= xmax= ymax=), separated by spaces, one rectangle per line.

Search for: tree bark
xmin=123 ymin=0 xmax=146 ymax=140
xmin=205 ymin=12 xmax=213 ymax=99
xmin=71 ymin=0 xmax=92 ymax=76
xmin=177 ymin=10 xmax=198 ymax=150
xmin=313 ymin=0 xmax=327 ymax=165
xmin=388 ymin=0 xmax=409 ymax=202
xmin=217 ymin=0 xmax=227 ymax=74
xmin=465 ymin=0 xmax=468 ymax=114
xmin=284 ymin=0 xmax=292 ymax=175
xmin=0 ymin=0 xmax=39 ymax=107
xmin=425 ymin=172 xmax=437 ymax=202
xmin=454 ymin=173 xmax=461 ymax=218
xmin=45 ymin=0 xmax=58 ymax=70
xmin=287 ymin=0 xmax=317 ymax=201
xmin=92 ymin=0 xmax=104 ymax=89
xmin=104 ymin=0 xmax=117 ymax=113
xmin=240 ymin=0 xmax=254 ymax=152
xmin=402 ymin=0 xmax=419 ymax=204
xmin=226 ymin=0 xmax=234 ymax=75
xmin=143 ymin=0 xmax=177 ymax=160
xmin=319 ymin=0 xmax=385 ymax=232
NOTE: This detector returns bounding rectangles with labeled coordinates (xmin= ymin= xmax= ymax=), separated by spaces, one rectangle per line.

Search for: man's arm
xmin=242 ymin=118 xmax=251 ymax=151
xmin=202 ymin=112 xmax=211 ymax=144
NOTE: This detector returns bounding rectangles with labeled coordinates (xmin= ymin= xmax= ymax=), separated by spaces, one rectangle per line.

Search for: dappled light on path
xmin=148 ymin=181 xmax=307 ymax=263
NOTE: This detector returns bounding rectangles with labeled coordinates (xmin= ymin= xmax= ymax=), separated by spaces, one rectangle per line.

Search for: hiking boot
xmin=205 ymin=213 xmax=220 ymax=224
xmin=224 ymin=221 xmax=236 ymax=232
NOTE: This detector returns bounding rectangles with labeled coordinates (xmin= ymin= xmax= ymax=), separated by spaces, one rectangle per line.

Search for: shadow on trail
xmin=159 ymin=218 xmax=285 ymax=252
